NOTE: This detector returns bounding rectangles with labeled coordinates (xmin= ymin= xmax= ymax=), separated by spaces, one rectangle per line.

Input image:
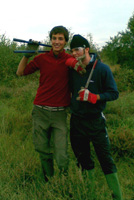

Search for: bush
xmin=109 ymin=126 xmax=134 ymax=158
xmin=0 ymin=34 xmax=26 ymax=84
xmin=113 ymin=67 xmax=134 ymax=92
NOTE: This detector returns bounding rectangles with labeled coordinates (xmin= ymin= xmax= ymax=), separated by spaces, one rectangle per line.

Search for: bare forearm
xmin=16 ymin=56 xmax=29 ymax=76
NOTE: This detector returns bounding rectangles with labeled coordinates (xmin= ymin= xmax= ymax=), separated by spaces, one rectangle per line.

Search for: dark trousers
xmin=70 ymin=114 xmax=117 ymax=175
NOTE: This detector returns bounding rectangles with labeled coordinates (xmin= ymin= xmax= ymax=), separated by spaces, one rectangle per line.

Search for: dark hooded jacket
xmin=69 ymin=53 xmax=119 ymax=118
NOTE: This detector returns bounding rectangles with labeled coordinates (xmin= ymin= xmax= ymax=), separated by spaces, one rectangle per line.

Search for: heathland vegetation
xmin=0 ymin=13 xmax=134 ymax=200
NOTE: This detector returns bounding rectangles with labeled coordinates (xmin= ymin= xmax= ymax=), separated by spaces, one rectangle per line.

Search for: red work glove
xmin=77 ymin=88 xmax=97 ymax=104
xmin=65 ymin=57 xmax=86 ymax=75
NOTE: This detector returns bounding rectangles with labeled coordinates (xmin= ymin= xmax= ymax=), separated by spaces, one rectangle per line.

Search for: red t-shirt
xmin=24 ymin=49 xmax=72 ymax=107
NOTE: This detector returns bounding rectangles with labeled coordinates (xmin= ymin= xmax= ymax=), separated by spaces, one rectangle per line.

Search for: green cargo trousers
xmin=32 ymin=105 xmax=69 ymax=180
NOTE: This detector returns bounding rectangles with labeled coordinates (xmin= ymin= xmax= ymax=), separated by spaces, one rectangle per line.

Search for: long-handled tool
xmin=85 ymin=59 xmax=98 ymax=89
xmin=13 ymin=38 xmax=52 ymax=47
xmin=13 ymin=38 xmax=52 ymax=53
xmin=77 ymin=59 xmax=98 ymax=101
xmin=14 ymin=50 xmax=49 ymax=53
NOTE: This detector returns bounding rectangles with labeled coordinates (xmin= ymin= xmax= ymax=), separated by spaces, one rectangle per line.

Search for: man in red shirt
xmin=16 ymin=26 xmax=85 ymax=181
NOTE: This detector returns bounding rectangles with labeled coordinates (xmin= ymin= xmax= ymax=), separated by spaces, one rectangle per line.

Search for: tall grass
xmin=0 ymin=35 xmax=134 ymax=199
xmin=0 ymin=73 xmax=134 ymax=199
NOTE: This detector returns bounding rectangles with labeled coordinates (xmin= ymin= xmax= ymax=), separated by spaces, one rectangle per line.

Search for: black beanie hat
xmin=70 ymin=34 xmax=90 ymax=49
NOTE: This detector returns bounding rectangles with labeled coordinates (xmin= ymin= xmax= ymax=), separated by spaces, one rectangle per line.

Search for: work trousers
xmin=32 ymin=105 xmax=69 ymax=172
xmin=70 ymin=114 xmax=117 ymax=175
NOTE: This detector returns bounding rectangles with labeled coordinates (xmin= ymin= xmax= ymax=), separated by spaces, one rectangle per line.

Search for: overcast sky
xmin=0 ymin=0 xmax=134 ymax=48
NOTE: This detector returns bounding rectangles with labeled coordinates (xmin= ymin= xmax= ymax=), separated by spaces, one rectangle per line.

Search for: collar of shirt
xmin=49 ymin=49 xmax=66 ymax=59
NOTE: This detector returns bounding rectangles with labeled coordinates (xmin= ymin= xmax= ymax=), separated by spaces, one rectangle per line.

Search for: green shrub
xmin=105 ymin=92 xmax=134 ymax=121
xmin=0 ymin=34 xmax=27 ymax=84
xmin=109 ymin=126 xmax=134 ymax=158
xmin=113 ymin=67 xmax=134 ymax=92
xmin=104 ymin=92 xmax=134 ymax=158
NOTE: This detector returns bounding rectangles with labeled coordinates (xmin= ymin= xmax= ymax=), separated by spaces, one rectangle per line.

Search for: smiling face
xmin=51 ymin=33 xmax=66 ymax=55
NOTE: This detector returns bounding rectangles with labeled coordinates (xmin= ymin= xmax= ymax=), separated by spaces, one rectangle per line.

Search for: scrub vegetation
xmin=1 ymin=69 xmax=134 ymax=200
xmin=0 ymin=14 xmax=134 ymax=200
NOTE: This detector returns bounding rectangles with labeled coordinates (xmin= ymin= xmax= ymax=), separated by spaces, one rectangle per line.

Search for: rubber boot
xmin=105 ymin=173 xmax=123 ymax=200
xmin=40 ymin=158 xmax=54 ymax=182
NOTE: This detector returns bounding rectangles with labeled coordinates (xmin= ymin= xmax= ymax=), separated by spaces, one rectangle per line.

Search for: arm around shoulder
xmin=16 ymin=56 xmax=29 ymax=76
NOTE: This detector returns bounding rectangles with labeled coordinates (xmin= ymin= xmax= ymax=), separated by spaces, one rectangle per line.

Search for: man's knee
xmin=55 ymin=149 xmax=69 ymax=170
xmin=101 ymin=160 xmax=117 ymax=174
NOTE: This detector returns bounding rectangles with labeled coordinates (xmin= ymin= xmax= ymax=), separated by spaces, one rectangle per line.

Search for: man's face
xmin=51 ymin=33 xmax=66 ymax=55
xmin=71 ymin=47 xmax=84 ymax=59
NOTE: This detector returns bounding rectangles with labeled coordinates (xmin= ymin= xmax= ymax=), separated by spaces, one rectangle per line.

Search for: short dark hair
xmin=49 ymin=26 xmax=69 ymax=42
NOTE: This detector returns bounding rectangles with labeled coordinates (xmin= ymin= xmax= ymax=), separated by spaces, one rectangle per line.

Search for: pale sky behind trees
xmin=0 ymin=0 xmax=134 ymax=48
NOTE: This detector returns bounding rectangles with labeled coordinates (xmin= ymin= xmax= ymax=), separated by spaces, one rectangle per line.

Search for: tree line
xmin=101 ymin=12 xmax=134 ymax=69
xmin=0 ymin=12 xmax=134 ymax=84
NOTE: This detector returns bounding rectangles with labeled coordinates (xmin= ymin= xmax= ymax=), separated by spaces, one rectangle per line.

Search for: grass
xmin=0 ymin=74 xmax=134 ymax=200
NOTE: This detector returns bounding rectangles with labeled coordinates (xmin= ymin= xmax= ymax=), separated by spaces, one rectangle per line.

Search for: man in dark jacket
xmin=69 ymin=34 xmax=123 ymax=200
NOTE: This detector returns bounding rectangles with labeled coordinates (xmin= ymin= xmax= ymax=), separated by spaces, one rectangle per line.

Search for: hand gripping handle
xmin=13 ymin=38 xmax=52 ymax=47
